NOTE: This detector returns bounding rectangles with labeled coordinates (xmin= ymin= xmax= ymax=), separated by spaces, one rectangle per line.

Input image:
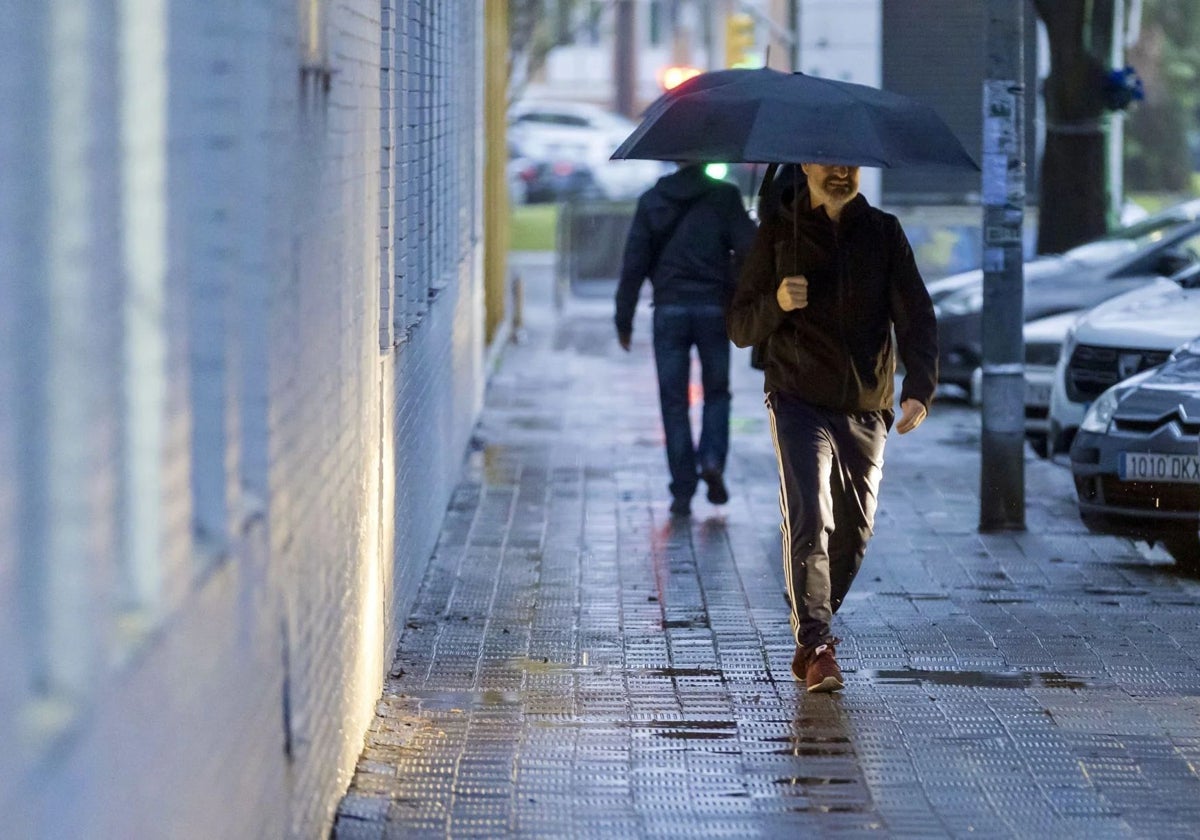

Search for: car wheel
xmin=1163 ymin=533 xmax=1200 ymax=572
xmin=1027 ymin=434 xmax=1049 ymax=459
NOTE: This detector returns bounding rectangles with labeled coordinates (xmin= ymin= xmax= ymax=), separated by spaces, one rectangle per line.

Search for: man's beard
xmin=824 ymin=178 xmax=854 ymax=198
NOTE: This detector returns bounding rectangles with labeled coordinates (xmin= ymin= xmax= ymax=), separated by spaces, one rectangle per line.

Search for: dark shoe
xmin=803 ymin=642 xmax=844 ymax=693
xmin=701 ymin=470 xmax=728 ymax=505
xmin=670 ymin=496 xmax=691 ymax=518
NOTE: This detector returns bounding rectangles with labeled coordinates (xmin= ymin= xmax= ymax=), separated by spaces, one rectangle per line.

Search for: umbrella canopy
xmin=611 ymin=69 xmax=978 ymax=171
xmin=615 ymin=67 xmax=783 ymax=161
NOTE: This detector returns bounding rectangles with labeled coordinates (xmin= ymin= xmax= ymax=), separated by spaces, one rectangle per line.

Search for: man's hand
xmin=896 ymin=398 xmax=927 ymax=434
xmin=776 ymin=275 xmax=808 ymax=312
xmin=618 ymin=332 xmax=632 ymax=352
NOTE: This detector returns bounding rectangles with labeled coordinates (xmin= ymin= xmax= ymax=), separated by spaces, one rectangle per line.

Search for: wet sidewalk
xmin=334 ymin=253 xmax=1200 ymax=839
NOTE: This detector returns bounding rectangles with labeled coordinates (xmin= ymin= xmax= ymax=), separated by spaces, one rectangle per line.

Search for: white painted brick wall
xmin=0 ymin=0 xmax=488 ymax=837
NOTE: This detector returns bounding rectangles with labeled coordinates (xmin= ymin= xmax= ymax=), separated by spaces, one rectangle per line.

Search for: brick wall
xmin=0 ymin=1 xmax=488 ymax=838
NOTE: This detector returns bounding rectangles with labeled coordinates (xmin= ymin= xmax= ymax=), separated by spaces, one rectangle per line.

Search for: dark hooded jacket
xmin=615 ymin=164 xmax=756 ymax=337
xmin=727 ymin=182 xmax=938 ymax=412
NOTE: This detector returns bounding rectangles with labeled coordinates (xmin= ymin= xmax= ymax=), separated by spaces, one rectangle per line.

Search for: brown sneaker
xmin=790 ymin=645 xmax=807 ymax=681
xmin=803 ymin=642 xmax=844 ymax=693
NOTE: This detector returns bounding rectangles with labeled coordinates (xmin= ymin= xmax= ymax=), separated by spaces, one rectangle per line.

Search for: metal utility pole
xmin=1107 ymin=0 xmax=1127 ymax=226
xmin=614 ymin=0 xmax=636 ymax=117
xmin=979 ymin=0 xmax=1026 ymax=531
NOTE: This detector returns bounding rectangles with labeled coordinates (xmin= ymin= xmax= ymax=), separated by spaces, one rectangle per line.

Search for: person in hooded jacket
xmin=727 ymin=163 xmax=937 ymax=693
xmin=616 ymin=162 xmax=757 ymax=518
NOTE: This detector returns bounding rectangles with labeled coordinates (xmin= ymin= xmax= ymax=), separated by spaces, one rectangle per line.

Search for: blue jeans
xmin=652 ymin=304 xmax=731 ymax=500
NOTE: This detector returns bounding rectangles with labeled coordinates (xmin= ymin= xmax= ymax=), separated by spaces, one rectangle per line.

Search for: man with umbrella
xmin=612 ymin=67 xmax=969 ymax=689
xmin=727 ymin=163 xmax=938 ymax=692
xmin=615 ymin=161 xmax=756 ymax=518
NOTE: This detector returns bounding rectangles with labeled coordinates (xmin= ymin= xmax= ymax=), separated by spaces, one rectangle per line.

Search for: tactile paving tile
xmin=333 ymin=267 xmax=1200 ymax=839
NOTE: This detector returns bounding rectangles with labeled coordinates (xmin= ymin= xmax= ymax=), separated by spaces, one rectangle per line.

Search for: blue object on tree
xmin=1104 ymin=65 xmax=1145 ymax=111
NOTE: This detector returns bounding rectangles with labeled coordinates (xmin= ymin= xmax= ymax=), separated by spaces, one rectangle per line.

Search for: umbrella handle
xmin=792 ymin=173 xmax=798 ymax=277
xmin=757 ymin=163 xmax=778 ymax=200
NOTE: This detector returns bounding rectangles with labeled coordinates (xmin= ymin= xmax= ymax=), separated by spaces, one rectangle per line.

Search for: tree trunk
xmin=1038 ymin=131 xmax=1109 ymax=254
xmin=1033 ymin=0 xmax=1113 ymax=254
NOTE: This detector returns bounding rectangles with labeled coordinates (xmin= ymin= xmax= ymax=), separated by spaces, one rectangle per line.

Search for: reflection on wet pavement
xmin=864 ymin=668 xmax=1090 ymax=690
xmin=335 ymin=260 xmax=1200 ymax=839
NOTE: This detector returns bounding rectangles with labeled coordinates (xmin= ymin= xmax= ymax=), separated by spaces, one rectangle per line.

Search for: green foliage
xmin=1126 ymin=102 xmax=1192 ymax=191
xmin=510 ymin=203 xmax=558 ymax=252
xmin=1125 ymin=0 xmax=1200 ymax=191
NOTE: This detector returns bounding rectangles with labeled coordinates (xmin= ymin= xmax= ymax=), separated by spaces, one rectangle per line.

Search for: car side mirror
xmin=1155 ymin=248 xmax=1195 ymax=276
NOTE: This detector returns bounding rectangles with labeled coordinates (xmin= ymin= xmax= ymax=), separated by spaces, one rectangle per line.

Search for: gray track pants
xmin=765 ymin=392 xmax=892 ymax=649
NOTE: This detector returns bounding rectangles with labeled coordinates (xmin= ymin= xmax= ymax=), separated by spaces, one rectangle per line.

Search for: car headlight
xmin=937 ymin=286 xmax=984 ymax=317
xmin=1079 ymin=387 xmax=1120 ymax=433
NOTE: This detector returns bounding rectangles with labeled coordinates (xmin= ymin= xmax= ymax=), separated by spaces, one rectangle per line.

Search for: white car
xmin=1048 ymin=264 xmax=1200 ymax=456
xmin=508 ymin=99 xmax=668 ymax=201
xmin=1023 ymin=311 xmax=1083 ymax=457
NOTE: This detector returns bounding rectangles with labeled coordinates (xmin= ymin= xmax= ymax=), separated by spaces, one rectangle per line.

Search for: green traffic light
xmin=705 ymin=163 xmax=729 ymax=180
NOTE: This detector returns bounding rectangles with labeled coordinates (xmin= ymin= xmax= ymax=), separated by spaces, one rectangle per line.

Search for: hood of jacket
xmin=653 ymin=164 xmax=721 ymax=204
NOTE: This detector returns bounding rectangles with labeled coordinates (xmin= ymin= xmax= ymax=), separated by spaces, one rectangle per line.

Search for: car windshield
xmin=1063 ymin=213 xmax=1200 ymax=265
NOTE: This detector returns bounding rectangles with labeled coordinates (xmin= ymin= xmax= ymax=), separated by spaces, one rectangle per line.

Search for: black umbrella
xmin=611 ymin=69 xmax=978 ymax=171
xmin=614 ymin=67 xmax=783 ymax=162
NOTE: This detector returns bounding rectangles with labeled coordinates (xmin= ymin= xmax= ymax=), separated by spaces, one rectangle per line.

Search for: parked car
xmin=1023 ymin=311 xmax=1083 ymax=457
xmin=930 ymin=200 xmax=1200 ymax=396
xmin=1069 ymin=337 xmax=1200 ymax=569
xmin=508 ymin=147 xmax=602 ymax=204
xmin=1049 ymin=261 xmax=1200 ymax=456
xmin=508 ymin=99 xmax=668 ymax=200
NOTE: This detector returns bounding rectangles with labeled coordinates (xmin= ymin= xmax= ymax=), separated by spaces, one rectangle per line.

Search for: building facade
xmin=0 ymin=1 xmax=497 ymax=837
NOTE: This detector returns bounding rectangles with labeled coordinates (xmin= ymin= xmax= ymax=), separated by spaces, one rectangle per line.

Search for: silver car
xmin=1023 ymin=311 xmax=1083 ymax=457
xmin=1069 ymin=337 xmax=1200 ymax=569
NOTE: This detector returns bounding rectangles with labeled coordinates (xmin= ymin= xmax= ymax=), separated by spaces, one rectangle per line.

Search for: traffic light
xmin=660 ymin=65 xmax=702 ymax=92
xmin=725 ymin=13 xmax=755 ymax=68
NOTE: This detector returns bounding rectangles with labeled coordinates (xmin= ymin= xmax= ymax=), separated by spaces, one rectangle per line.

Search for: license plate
xmin=1024 ymin=380 xmax=1052 ymax=406
xmin=1118 ymin=452 xmax=1200 ymax=484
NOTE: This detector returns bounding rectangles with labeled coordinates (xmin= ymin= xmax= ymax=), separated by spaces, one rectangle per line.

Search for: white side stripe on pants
xmin=765 ymin=395 xmax=799 ymax=643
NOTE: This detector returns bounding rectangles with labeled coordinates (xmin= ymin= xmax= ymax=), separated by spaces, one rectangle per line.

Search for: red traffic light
xmin=660 ymin=65 xmax=702 ymax=91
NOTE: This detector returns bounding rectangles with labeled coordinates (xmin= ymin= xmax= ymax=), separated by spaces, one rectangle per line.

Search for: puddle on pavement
xmin=656 ymin=730 xmax=737 ymax=741
xmin=633 ymin=720 xmax=736 ymax=730
xmin=759 ymin=734 xmax=850 ymax=745
xmin=505 ymin=658 xmax=730 ymax=682
xmin=864 ymin=668 xmax=1089 ymax=690
xmin=640 ymin=666 xmax=723 ymax=678
xmin=662 ymin=618 xmax=710 ymax=630
xmin=876 ymin=591 xmax=951 ymax=601
xmin=788 ymin=805 xmax=866 ymax=814
xmin=628 ymin=720 xmax=738 ymax=741
xmin=1083 ymin=586 xmax=1148 ymax=597
xmin=402 ymin=689 xmax=525 ymax=711
xmin=770 ymin=744 xmax=853 ymax=756
xmin=763 ymin=733 xmax=853 ymax=757
xmin=507 ymin=657 xmax=591 ymax=675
